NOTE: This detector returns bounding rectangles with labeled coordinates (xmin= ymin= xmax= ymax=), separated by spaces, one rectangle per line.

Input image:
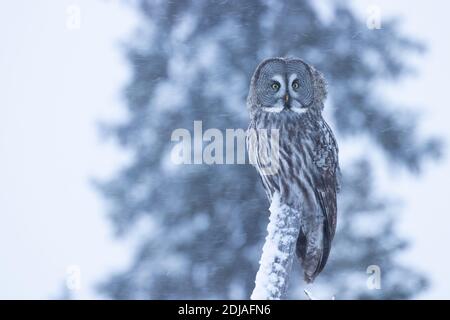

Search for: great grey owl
xmin=246 ymin=57 xmax=340 ymax=283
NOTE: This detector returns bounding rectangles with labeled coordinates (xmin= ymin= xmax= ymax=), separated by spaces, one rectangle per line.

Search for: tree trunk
xmin=251 ymin=192 xmax=301 ymax=300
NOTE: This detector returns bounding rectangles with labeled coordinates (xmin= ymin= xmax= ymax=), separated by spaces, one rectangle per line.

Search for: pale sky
xmin=0 ymin=0 xmax=137 ymax=299
xmin=0 ymin=1 xmax=449 ymax=299
xmin=351 ymin=0 xmax=450 ymax=299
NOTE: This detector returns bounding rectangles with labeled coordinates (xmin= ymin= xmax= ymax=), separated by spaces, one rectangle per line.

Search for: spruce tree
xmin=97 ymin=0 xmax=440 ymax=299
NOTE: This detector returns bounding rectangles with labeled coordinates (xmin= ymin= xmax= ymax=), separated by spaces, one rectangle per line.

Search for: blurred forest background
xmin=97 ymin=0 xmax=441 ymax=299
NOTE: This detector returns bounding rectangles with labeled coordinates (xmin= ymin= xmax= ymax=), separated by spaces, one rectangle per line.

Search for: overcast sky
xmin=0 ymin=0 xmax=449 ymax=299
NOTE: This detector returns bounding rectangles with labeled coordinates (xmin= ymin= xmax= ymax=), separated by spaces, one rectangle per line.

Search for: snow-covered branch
xmin=251 ymin=192 xmax=301 ymax=300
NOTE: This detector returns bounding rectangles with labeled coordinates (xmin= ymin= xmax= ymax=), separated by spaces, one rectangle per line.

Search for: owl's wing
xmin=311 ymin=119 xmax=339 ymax=275
xmin=246 ymin=122 xmax=280 ymax=203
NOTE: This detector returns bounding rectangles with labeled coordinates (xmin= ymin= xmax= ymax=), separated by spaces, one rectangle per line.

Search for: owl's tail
xmin=295 ymin=217 xmax=332 ymax=283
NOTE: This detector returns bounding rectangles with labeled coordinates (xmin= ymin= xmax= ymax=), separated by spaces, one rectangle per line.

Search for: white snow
xmin=251 ymin=192 xmax=301 ymax=300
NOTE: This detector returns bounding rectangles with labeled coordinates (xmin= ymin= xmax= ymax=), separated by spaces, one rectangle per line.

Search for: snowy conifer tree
xmin=97 ymin=0 xmax=440 ymax=299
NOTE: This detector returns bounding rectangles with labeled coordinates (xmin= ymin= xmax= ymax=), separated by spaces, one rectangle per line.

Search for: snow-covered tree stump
xmin=251 ymin=192 xmax=301 ymax=300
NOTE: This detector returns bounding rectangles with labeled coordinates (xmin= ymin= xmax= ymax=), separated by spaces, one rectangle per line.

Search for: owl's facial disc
xmin=250 ymin=58 xmax=322 ymax=117
xmin=261 ymin=73 xmax=310 ymax=114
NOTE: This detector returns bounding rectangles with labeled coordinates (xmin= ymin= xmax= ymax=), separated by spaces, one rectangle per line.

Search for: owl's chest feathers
xmin=253 ymin=111 xmax=319 ymax=161
xmin=253 ymin=112 xmax=321 ymax=201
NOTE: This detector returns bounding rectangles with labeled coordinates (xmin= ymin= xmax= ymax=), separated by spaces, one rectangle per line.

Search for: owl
xmin=246 ymin=57 xmax=340 ymax=283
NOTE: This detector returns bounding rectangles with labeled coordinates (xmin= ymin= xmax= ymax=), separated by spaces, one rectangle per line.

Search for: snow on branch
xmin=251 ymin=192 xmax=301 ymax=300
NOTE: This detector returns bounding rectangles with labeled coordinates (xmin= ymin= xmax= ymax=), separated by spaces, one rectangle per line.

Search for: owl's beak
xmin=284 ymin=94 xmax=290 ymax=109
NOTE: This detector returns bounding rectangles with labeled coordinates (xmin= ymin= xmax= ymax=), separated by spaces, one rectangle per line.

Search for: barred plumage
xmin=247 ymin=57 xmax=340 ymax=283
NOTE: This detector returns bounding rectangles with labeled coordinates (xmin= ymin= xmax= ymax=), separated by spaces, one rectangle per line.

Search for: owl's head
xmin=247 ymin=57 xmax=327 ymax=118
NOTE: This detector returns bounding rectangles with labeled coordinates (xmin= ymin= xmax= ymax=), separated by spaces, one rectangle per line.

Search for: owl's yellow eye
xmin=271 ymin=82 xmax=280 ymax=91
xmin=292 ymin=80 xmax=300 ymax=90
